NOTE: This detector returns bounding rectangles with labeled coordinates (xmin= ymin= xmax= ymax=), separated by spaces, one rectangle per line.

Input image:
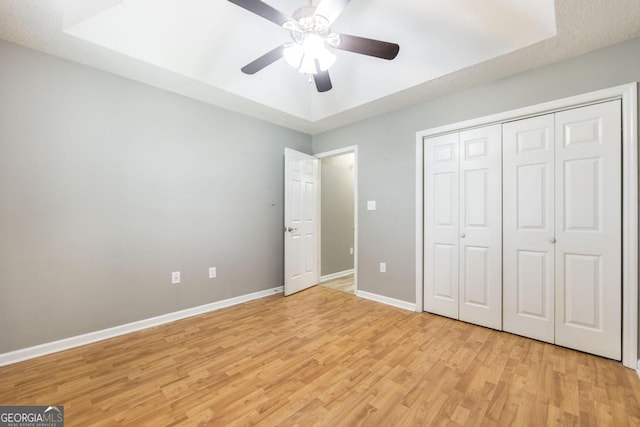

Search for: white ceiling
xmin=1 ymin=0 xmax=640 ymax=134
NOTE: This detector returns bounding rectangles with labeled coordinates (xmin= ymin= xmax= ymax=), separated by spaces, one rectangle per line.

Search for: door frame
xmin=415 ymin=82 xmax=638 ymax=369
xmin=315 ymin=146 xmax=359 ymax=294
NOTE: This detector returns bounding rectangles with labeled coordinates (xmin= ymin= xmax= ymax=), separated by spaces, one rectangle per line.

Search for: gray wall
xmin=312 ymin=36 xmax=640 ymax=304
xmin=2 ymin=35 xmax=640 ymax=354
xmin=0 ymin=40 xmax=311 ymax=353
xmin=320 ymin=153 xmax=354 ymax=276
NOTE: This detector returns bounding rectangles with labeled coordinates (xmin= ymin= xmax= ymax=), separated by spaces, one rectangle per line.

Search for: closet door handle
xmin=460 ymin=233 xmax=466 ymax=238
xmin=550 ymin=237 xmax=556 ymax=243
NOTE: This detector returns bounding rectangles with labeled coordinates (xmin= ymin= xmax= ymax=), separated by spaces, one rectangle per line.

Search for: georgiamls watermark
xmin=0 ymin=406 xmax=64 ymax=427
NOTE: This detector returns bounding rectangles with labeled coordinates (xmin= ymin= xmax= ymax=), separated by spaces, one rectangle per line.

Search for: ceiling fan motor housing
xmin=286 ymin=7 xmax=335 ymax=44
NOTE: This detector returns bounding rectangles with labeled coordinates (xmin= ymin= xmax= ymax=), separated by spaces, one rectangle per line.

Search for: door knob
xmin=550 ymin=237 xmax=556 ymax=243
xmin=460 ymin=233 xmax=466 ymax=238
xmin=287 ymin=227 xmax=297 ymax=232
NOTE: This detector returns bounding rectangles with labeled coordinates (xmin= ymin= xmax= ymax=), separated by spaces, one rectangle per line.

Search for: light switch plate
xmin=171 ymin=271 xmax=180 ymax=285
xmin=209 ymin=267 xmax=217 ymax=279
xmin=379 ymin=262 xmax=386 ymax=273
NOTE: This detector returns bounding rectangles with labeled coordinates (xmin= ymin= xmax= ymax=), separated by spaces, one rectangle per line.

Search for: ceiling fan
xmin=228 ymin=0 xmax=400 ymax=92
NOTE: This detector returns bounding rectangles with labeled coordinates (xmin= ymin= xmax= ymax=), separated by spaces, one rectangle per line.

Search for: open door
xmin=284 ymin=148 xmax=319 ymax=296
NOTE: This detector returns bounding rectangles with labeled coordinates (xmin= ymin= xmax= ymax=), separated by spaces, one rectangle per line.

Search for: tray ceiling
xmin=1 ymin=0 xmax=640 ymax=134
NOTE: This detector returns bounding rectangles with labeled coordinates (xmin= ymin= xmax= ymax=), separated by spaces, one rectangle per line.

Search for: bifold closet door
xmin=458 ymin=126 xmax=502 ymax=330
xmin=503 ymin=114 xmax=556 ymax=343
xmin=424 ymin=125 xmax=502 ymax=329
xmin=554 ymin=100 xmax=621 ymax=360
xmin=424 ymin=133 xmax=459 ymax=319
xmin=503 ymin=100 xmax=621 ymax=360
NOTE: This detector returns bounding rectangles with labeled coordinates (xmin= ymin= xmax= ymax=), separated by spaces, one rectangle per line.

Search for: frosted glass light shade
xmin=283 ymin=43 xmax=303 ymax=68
xmin=298 ymin=54 xmax=317 ymax=74
xmin=302 ymin=34 xmax=325 ymax=56
xmin=302 ymin=34 xmax=336 ymax=71
xmin=315 ymin=46 xmax=336 ymax=71
xmin=284 ymin=33 xmax=337 ymax=74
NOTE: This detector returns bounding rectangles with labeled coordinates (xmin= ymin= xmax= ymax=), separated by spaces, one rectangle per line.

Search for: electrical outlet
xmin=350 ymin=247 xmax=354 ymax=255
xmin=379 ymin=262 xmax=386 ymax=273
xmin=209 ymin=267 xmax=217 ymax=279
xmin=171 ymin=271 xmax=181 ymax=285
xmin=367 ymin=200 xmax=376 ymax=211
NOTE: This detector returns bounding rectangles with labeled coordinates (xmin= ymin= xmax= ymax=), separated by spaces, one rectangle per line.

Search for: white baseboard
xmin=320 ymin=269 xmax=354 ymax=283
xmin=637 ymin=360 xmax=640 ymax=378
xmin=356 ymin=290 xmax=416 ymax=312
xmin=0 ymin=286 xmax=284 ymax=367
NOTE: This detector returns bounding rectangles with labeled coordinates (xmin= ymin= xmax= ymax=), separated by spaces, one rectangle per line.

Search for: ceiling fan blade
xmin=241 ymin=45 xmax=284 ymax=74
xmin=314 ymin=0 xmax=350 ymax=25
xmin=313 ymin=71 xmax=333 ymax=92
xmin=228 ymin=0 xmax=290 ymax=26
xmin=335 ymin=33 xmax=400 ymax=60
xmin=313 ymin=62 xmax=332 ymax=92
xmin=313 ymin=72 xmax=332 ymax=92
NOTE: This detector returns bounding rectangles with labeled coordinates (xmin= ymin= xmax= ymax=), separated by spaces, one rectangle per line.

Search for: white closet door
xmin=458 ymin=125 xmax=502 ymax=329
xmin=503 ymin=115 xmax=556 ymax=343
xmin=554 ymin=100 xmax=621 ymax=360
xmin=424 ymin=133 xmax=459 ymax=319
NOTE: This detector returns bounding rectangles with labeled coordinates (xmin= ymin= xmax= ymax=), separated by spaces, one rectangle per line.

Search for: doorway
xmin=317 ymin=147 xmax=358 ymax=294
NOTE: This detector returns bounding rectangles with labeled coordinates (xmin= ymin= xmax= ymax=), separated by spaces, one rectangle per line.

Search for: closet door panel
xmin=503 ymin=114 xmax=555 ymax=343
xmin=424 ymin=133 xmax=459 ymax=319
xmin=554 ymin=100 xmax=621 ymax=360
xmin=458 ymin=124 xmax=502 ymax=330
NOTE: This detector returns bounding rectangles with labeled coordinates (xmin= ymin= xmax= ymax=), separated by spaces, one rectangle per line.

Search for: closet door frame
xmin=415 ymin=82 xmax=638 ymax=369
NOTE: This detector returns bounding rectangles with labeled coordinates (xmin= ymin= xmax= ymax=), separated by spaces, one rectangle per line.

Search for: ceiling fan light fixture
xmin=229 ymin=0 xmax=400 ymax=92
xmin=283 ymin=43 xmax=303 ymax=68
xmin=326 ymin=32 xmax=341 ymax=48
xmin=298 ymin=53 xmax=318 ymax=74
xmin=302 ymin=33 xmax=336 ymax=71
xmin=302 ymin=33 xmax=325 ymax=57
xmin=284 ymin=32 xmax=337 ymax=75
xmin=313 ymin=45 xmax=336 ymax=71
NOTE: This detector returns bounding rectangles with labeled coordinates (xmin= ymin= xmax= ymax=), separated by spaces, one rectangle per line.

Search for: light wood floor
xmin=2 ymin=286 xmax=640 ymax=426
xmin=319 ymin=273 xmax=354 ymax=294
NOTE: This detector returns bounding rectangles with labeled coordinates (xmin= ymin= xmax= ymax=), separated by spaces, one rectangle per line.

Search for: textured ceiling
xmin=1 ymin=0 xmax=640 ymax=134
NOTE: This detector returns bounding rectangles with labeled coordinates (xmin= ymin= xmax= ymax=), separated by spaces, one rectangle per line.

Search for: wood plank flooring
xmin=319 ymin=274 xmax=354 ymax=294
xmin=2 ymin=286 xmax=640 ymax=426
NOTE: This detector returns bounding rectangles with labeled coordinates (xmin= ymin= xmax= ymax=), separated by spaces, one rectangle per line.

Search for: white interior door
xmin=284 ymin=148 xmax=319 ymax=296
xmin=503 ymin=114 xmax=556 ymax=343
xmin=554 ymin=100 xmax=621 ymax=360
xmin=458 ymin=125 xmax=502 ymax=330
xmin=424 ymin=133 xmax=459 ymax=319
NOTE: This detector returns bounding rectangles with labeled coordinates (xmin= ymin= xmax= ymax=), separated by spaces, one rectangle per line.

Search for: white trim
xmin=320 ymin=269 xmax=354 ymax=283
xmin=416 ymin=83 xmax=633 ymax=140
xmin=637 ymin=360 xmax=640 ymax=379
xmin=314 ymin=145 xmax=358 ymax=294
xmin=356 ymin=290 xmax=416 ymax=312
xmin=353 ymin=147 xmax=358 ymax=294
xmin=317 ymin=157 xmax=323 ymax=286
xmin=415 ymin=133 xmax=424 ymax=313
xmin=314 ymin=146 xmax=358 ymax=159
xmin=622 ymin=83 xmax=638 ymax=369
xmin=415 ymin=82 xmax=638 ymax=369
xmin=0 ymin=286 xmax=284 ymax=367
